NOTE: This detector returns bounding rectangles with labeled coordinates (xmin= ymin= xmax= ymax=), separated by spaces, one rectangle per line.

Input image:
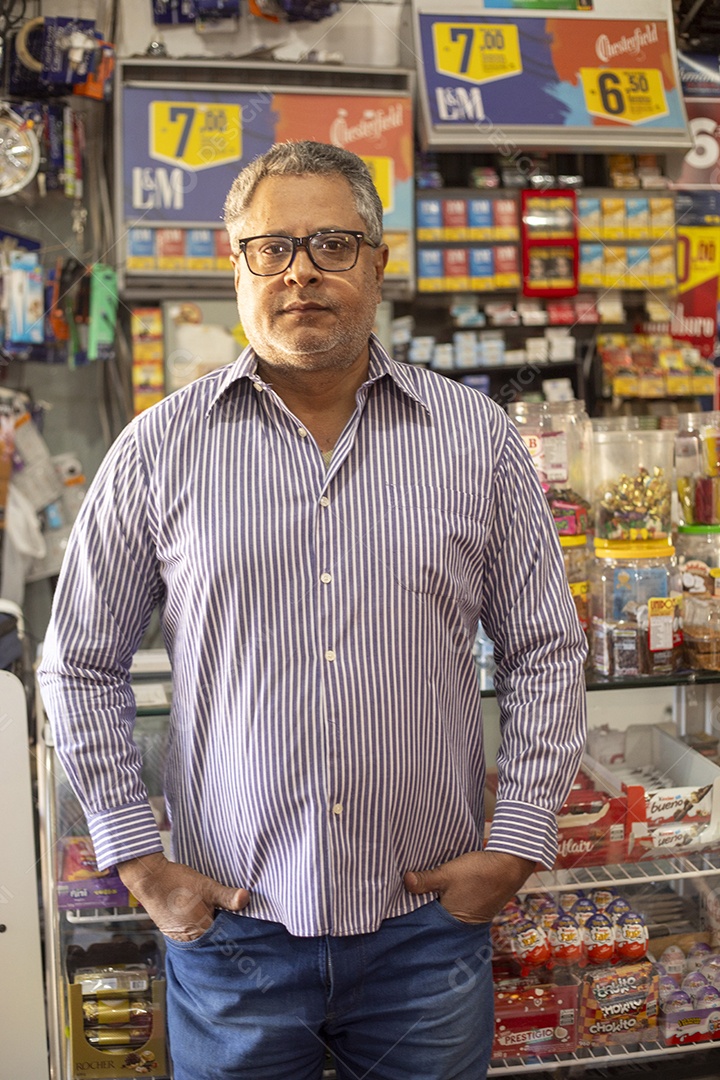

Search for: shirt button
xmin=297 ymin=427 xmax=308 ymax=438
xmin=253 ymin=383 xmax=263 ymax=392
xmin=319 ymin=496 xmax=330 ymax=507
xmin=324 ymin=649 xmax=336 ymax=662
xmin=332 ymin=803 xmax=343 ymax=815
xmin=320 ymin=572 xmax=332 ymax=584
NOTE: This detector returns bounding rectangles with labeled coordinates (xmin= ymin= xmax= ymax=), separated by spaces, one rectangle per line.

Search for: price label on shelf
xmin=149 ymin=101 xmax=242 ymax=170
xmin=580 ymin=68 xmax=668 ymax=126
xmin=432 ymin=22 xmax=522 ymax=85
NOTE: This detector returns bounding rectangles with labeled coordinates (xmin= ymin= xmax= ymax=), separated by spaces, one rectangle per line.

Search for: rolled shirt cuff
xmin=485 ymin=799 xmax=558 ymax=871
xmin=87 ymin=802 xmax=165 ymax=871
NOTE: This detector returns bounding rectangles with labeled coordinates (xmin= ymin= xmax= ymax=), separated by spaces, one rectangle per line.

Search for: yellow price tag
xmin=433 ymin=22 xmax=522 ymax=85
xmin=580 ymin=68 xmax=668 ymax=126
xmin=361 ymin=156 xmax=394 ymax=213
xmin=150 ymin=102 xmax=242 ymax=171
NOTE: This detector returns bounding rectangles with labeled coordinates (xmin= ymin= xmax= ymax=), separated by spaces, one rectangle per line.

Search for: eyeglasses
xmin=234 ymin=230 xmax=378 ymax=276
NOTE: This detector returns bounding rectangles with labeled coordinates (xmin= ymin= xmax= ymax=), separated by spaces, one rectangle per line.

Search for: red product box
xmin=547 ymin=299 xmax=577 ymax=325
xmin=579 ymin=962 xmax=658 ymax=1046
xmin=442 ymin=197 xmax=468 ymax=233
xmin=443 ymin=247 xmax=470 ymax=288
xmin=493 ymin=197 xmax=519 ymax=235
xmin=215 ymin=228 xmax=233 ymax=265
xmin=493 ymin=969 xmax=579 ymax=1058
xmin=493 ymin=244 xmax=519 ymax=274
xmin=156 ymin=228 xmax=185 ymax=269
xmin=486 ymin=761 xmax=630 ymax=869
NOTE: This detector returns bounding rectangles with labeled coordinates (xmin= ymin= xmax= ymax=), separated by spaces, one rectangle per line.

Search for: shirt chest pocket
xmin=383 ymin=483 xmax=488 ymax=599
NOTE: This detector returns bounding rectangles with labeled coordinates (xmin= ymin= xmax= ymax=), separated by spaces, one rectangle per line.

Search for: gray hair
xmin=223 ymin=140 xmax=384 ymax=247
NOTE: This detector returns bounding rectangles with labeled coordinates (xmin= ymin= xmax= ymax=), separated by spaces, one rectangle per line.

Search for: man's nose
xmin=283 ymin=244 xmax=321 ymax=285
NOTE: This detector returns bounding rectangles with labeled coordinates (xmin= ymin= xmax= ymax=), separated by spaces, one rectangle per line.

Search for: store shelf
xmin=522 ymin=850 xmax=720 ymax=895
xmin=488 ymin=1037 xmax=720 ymax=1075
xmin=477 ymin=664 xmax=720 ymax=697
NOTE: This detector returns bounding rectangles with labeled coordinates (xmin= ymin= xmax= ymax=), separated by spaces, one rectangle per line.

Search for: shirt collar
xmin=205 ymin=334 xmax=431 ymax=416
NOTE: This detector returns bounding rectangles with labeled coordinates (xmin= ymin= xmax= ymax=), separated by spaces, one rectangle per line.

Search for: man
xmin=39 ymin=140 xmax=587 ymax=1079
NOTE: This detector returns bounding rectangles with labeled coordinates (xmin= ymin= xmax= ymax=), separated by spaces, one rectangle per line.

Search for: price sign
xmin=432 ymin=22 xmax=522 ymax=85
xmin=580 ymin=68 xmax=668 ymax=126
xmin=150 ymin=101 xmax=242 ymax=170
xmin=361 ymin=155 xmax=394 ymax=213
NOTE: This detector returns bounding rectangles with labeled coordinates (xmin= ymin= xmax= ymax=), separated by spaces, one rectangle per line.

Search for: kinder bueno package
xmin=579 ymin=962 xmax=658 ymax=1046
xmin=493 ymin=968 xmax=579 ymax=1058
xmin=586 ymin=726 xmax=720 ymax=861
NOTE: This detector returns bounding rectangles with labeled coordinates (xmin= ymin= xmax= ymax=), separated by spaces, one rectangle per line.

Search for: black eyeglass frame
xmin=233 ymin=229 xmax=380 ymax=276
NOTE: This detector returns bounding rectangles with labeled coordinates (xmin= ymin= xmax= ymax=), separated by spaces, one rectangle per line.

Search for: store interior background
xmin=2 ymin=0 xmax=410 ymax=644
xmin=8 ymin=2 xmax=720 ymax=1076
xmin=4 ymin=0 xmax=713 ymax=646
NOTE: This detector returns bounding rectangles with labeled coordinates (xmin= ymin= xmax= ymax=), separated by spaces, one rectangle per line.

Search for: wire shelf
xmin=522 ymin=851 xmax=720 ymax=895
xmin=488 ymin=1036 xmax=720 ymax=1074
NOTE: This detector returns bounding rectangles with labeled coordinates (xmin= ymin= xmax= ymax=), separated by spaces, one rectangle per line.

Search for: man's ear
xmin=230 ymin=254 xmax=242 ymax=292
xmin=374 ymin=243 xmax=390 ymax=293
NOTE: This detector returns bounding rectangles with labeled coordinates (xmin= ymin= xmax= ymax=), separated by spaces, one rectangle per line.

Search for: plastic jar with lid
xmin=589 ymin=540 xmax=681 ymax=678
xmin=508 ymin=400 xmax=591 ymax=534
xmin=560 ymin=535 xmax=589 ymax=643
xmin=677 ymin=524 xmax=720 ymax=671
xmin=675 ymin=412 xmax=720 ymax=526
xmin=591 ymin=428 xmax=674 ymax=543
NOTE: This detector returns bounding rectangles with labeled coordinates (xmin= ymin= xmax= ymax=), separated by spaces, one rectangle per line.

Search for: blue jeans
xmin=164 ymin=900 xmax=494 ymax=1079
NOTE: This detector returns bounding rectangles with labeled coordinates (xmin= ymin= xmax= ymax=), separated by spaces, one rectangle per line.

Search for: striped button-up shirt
xmin=38 ymin=336 xmax=587 ymax=937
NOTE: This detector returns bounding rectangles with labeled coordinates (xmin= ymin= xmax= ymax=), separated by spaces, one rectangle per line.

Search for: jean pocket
xmin=162 ymin=907 xmax=230 ymax=950
xmin=427 ymin=899 xmax=490 ymax=931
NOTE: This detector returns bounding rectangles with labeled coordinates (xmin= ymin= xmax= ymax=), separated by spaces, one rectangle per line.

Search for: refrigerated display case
xmin=37 ymin=656 xmax=172 ymax=1080
xmin=37 ymin=652 xmax=720 ymax=1077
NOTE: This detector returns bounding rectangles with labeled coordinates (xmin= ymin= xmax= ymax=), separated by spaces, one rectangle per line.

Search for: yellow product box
xmin=131 ymin=307 xmax=163 ymax=340
xmin=666 ymin=372 xmax=693 ymax=396
xmin=693 ymin=372 xmax=716 ymax=395
xmin=67 ymin=977 xmax=168 ymax=1078
xmin=577 ymin=196 xmax=601 ymax=239
xmin=625 ymin=246 xmax=651 ymax=289
xmin=626 ymin=197 xmax=650 ymax=239
xmin=649 ymin=244 xmax=676 ymax=287
xmin=601 ymin=197 xmax=626 ymax=240
xmin=604 ymin=246 xmax=627 ymax=289
xmin=612 ymin=372 xmax=639 ymax=397
xmin=638 ymin=371 xmax=667 ymax=398
xmin=132 ymin=340 xmax=164 ymax=363
xmin=385 ymin=231 xmax=412 ymax=279
xmin=579 ymin=244 xmax=604 ymax=287
xmin=649 ymin=197 xmax=675 ymax=239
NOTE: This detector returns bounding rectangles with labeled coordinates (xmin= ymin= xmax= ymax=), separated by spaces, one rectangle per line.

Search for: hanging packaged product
xmin=559 ymin=535 xmax=589 ymax=645
xmin=590 ymin=541 xmax=682 ymax=678
xmin=675 ymin=412 xmax=720 ymax=526
xmin=508 ymin=400 xmax=592 ymax=535
xmin=676 ymin=524 xmax=720 ymax=671
xmin=592 ymin=426 xmax=674 ymax=543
